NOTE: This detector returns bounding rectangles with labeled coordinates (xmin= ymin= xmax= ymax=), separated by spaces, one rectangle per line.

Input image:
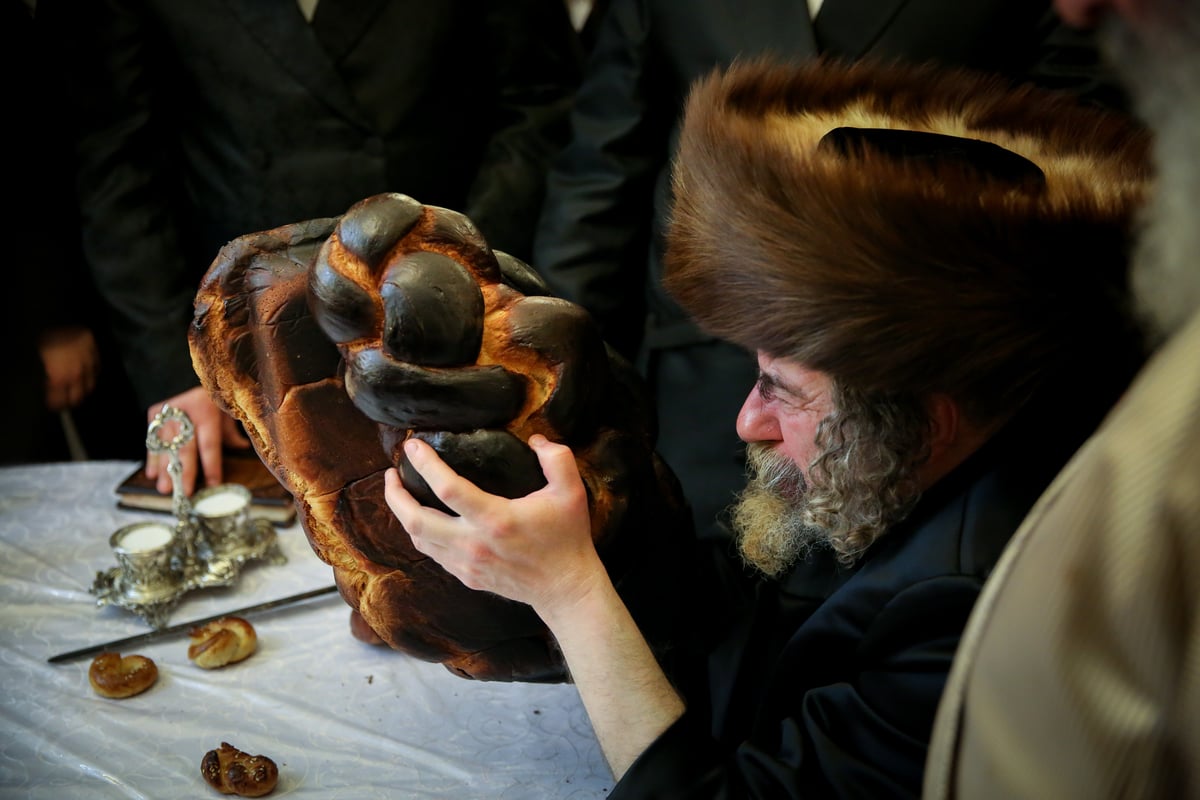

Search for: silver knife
xmin=47 ymin=584 xmax=339 ymax=664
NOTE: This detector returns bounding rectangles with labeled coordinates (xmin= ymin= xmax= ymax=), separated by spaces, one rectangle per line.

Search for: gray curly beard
xmin=731 ymin=443 xmax=827 ymax=578
xmin=1104 ymin=6 xmax=1200 ymax=341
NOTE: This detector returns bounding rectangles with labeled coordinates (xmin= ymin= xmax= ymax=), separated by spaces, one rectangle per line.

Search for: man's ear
xmin=925 ymin=393 xmax=962 ymax=462
xmin=921 ymin=393 xmax=999 ymax=489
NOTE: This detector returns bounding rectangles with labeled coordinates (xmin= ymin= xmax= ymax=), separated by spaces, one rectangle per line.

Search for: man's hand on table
xmin=145 ymin=386 xmax=251 ymax=495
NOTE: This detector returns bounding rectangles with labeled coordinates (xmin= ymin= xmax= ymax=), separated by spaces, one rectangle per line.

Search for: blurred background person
xmin=39 ymin=0 xmax=583 ymax=493
xmin=533 ymin=0 xmax=1129 ymax=541
xmin=924 ymin=0 xmax=1200 ymax=796
xmin=3 ymin=0 xmax=142 ymax=466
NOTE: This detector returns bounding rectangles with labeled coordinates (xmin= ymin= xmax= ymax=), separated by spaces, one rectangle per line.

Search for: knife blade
xmin=47 ymin=584 xmax=339 ymax=664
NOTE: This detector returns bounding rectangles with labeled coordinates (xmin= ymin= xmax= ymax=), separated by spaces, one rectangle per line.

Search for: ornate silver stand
xmin=91 ymin=405 xmax=286 ymax=629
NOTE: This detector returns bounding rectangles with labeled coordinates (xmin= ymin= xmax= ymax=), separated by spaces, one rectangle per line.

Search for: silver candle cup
xmin=191 ymin=483 xmax=254 ymax=557
xmin=109 ymin=521 xmax=182 ymax=598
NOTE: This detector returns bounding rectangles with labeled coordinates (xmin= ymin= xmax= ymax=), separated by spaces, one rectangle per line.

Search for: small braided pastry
xmin=201 ymin=741 xmax=278 ymax=797
xmin=188 ymin=616 xmax=257 ymax=669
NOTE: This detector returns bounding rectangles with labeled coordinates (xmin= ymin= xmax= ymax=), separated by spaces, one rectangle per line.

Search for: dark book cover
xmin=115 ymin=450 xmax=296 ymax=526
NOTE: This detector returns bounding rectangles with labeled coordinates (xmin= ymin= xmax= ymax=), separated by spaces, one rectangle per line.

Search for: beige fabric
xmin=925 ymin=309 xmax=1200 ymax=799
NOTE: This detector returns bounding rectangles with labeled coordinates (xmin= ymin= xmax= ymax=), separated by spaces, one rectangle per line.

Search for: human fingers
xmin=74 ymin=329 xmax=100 ymax=399
xmin=152 ymin=441 xmax=199 ymax=496
xmin=147 ymin=388 xmax=219 ymax=494
xmin=383 ymin=466 xmax=421 ymax=526
xmin=194 ymin=415 xmax=225 ymax=489
xmin=169 ymin=387 xmax=226 ymax=489
xmin=181 ymin=440 xmax=200 ymax=495
xmin=527 ymin=435 xmax=583 ymax=492
xmin=383 ymin=468 xmax=457 ymax=558
xmin=44 ymin=374 xmax=70 ymax=412
xmin=40 ymin=352 xmax=73 ymax=410
xmin=402 ymin=437 xmax=493 ymax=518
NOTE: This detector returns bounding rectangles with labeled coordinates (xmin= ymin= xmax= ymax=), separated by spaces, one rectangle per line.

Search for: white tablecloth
xmin=0 ymin=461 xmax=611 ymax=799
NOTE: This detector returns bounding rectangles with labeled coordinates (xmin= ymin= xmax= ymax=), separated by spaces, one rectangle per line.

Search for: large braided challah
xmin=189 ymin=193 xmax=692 ymax=681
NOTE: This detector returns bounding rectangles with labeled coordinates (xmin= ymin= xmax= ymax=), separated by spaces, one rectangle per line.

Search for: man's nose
xmin=736 ymin=388 xmax=781 ymax=443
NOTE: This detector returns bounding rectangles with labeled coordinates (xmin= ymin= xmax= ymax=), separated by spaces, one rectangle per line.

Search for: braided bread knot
xmin=309 ymin=192 xmax=616 ymax=508
xmin=191 ymin=192 xmax=691 ymax=681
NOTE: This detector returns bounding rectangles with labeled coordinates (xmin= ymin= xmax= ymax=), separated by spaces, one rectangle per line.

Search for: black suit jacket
xmin=610 ymin=386 xmax=1111 ymax=798
xmin=532 ymin=0 xmax=1124 ymax=540
xmin=42 ymin=0 xmax=582 ymax=406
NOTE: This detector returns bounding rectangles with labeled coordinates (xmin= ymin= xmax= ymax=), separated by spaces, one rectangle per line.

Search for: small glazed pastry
xmin=188 ymin=616 xmax=257 ymax=669
xmin=201 ymin=741 xmax=279 ymax=797
xmin=88 ymin=652 xmax=158 ymax=698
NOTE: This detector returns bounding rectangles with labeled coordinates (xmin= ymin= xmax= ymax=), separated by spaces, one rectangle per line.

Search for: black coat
xmin=42 ymin=0 xmax=582 ymax=406
xmin=612 ymin=386 xmax=1115 ymax=798
xmin=533 ymin=0 xmax=1125 ymax=540
xmin=4 ymin=0 xmax=144 ymax=463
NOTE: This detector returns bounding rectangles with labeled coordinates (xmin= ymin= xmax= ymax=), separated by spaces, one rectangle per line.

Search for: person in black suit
xmin=39 ymin=0 xmax=582 ymax=492
xmin=532 ymin=0 xmax=1126 ymax=541
xmin=3 ymin=0 xmax=143 ymax=465
xmin=383 ymin=59 xmax=1149 ymax=796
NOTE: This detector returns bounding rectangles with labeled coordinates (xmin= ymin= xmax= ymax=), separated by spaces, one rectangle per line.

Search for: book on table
xmin=115 ymin=450 xmax=296 ymax=526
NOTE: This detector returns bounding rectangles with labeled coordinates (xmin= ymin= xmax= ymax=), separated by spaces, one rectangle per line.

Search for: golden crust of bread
xmin=190 ymin=195 xmax=691 ymax=681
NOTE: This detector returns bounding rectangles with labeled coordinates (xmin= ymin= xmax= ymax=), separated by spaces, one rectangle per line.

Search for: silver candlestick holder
xmin=90 ymin=405 xmax=286 ymax=629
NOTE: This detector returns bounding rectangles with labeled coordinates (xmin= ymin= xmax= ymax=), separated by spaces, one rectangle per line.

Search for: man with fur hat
xmin=384 ymin=59 xmax=1150 ymax=797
